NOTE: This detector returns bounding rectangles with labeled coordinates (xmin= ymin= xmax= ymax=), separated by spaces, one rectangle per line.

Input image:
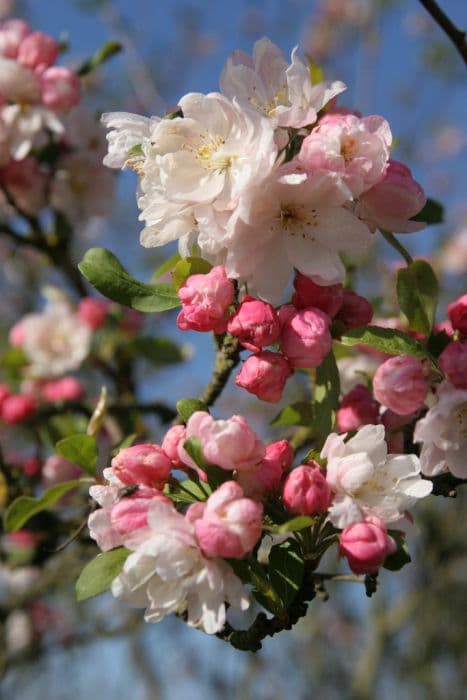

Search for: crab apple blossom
xmin=77 ymin=297 xmax=110 ymax=330
xmin=41 ymin=455 xmax=81 ymax=487
xmin=1 ymin=102 xmax=64 ymax=160
xmin=447 ymin=294 xmax=467 ymax=336
xmin=177 ymin=266 xmax=234 ymax=334
xmin=182 ymin=411 xmax=265 ymax=472
xmin=161 ymin=424 xmax=187 ymax=468
xmin=0 ymin=19 xmax=29 ymax=58
xmin=237 ymin=439 xmax=294 ymax=499
xmin=101 ymin=111 xmax=155 ymax=169
xmin=357 ymin=160 xmax=426 ymax=233
xmin=373 ymin=355 xmax=428 ymax=415
xmin=292 ymin=273 xmax=344 ymax=317
xmin=17 ymin=31 xmax=58 ymax=71
xmin=414 ymin=381 xmax=467 ymax=478
xmin=40 ymin=376 xmax=84 ymax=403
xmin=227 ymin=296 xmax=280 ymax=352
xmin=279 ymin=305 xmax=332 ymax=369
xmin=0 ymin=156 xmax=47 ymax=214
xmin=0 ymin=394 xmax=37 ymax=423
xmin=322 ymin=424 xmax=432 ymax=528
xmin=334 ymin=290 xmax=373 ymax=330
xmin=337 ymin=384 xmax=380 ymax=432
xmin=235 ymin=351 xmax=293 ymax=403
xmin=282 ymin=463 xmax=332 ymax=516
xmin=111 ymin=500 xmax=249 ymax=634
xmin=220 ymin=36 xmax=345 ymax=129
xmin=0 ymin=55 xmax=40 ymax=102
xmin=187 ymin=481 xmax=263 ymax=559
xmin=40 ymin=67 xmax=80 ymax=112
xmin=339 ymin=517 xmax=396 ymax=575
xmin=439 ymin=342 xmax=467 ymax=389
xmin=111 ymin=444 xmax=172 ymax=490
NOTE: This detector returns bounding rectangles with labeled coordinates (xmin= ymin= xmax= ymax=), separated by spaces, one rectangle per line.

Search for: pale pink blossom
xmin=235 ymin=351 xmax=292 ymax=403
xmin=0 ymin=19 xmax=30 ymax=58
xmin=187 ymin=481 xmax=263 ymax=559
xmin=279 ymin=305 xmax=332 ymax=368
xmin=373 ymin=356 xmax=428 ymax=415
xmin=414 ymin=381 xmax=467 ymax=478
xmin=1 ymin=103 xmax=64 ymax=160
xmin=227 ymin=296 xmax=280 ymax=352
xmin=0 ymin=55 xmax=40 ymax=102
xmin=447 ymin=294 xmax=467 ymax=336
xmin=439 ymin=342 xmax=467 ymax=389
xmin=111 ymin=500 xmax=249 ymax=634
xmin=282 ymin=463 xmax=332 ymax=515
xmin=101 ymin=111 xmax=155 ymax=169
xmin=177 ymin=266 xmax=234 ymax=334
xmin=161 ymin=424 xmax=187 ymax=468
xmin=292 ymin=272 xmax=343 ymax=317
xmin=339 ymin=516 xmax=396 ymax=574
xmin=323 ymin=424 xmax=432 ymax=528
xmin=182 ymin=411 xmax=265 ymax=472
xmin=111 ymin=444 xmax=172 ymax=489
xmin=40 ymin=66 xmax=80 ymax=112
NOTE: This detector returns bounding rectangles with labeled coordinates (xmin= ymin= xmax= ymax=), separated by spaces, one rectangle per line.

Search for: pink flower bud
xmin=111 ymin=444 xmax=172 ymax=489
xmin=337 ymin=384 xmax=380 ymax=432
xmin=41 ymin=376 xmax=84 ymax=402
xmin=0 ymin=19 xmax=30 ymax=58
xmin=8 ymin=321 xmax=25 ymax=347
xmin=236 ymin=351 xmax=293 ymax=403
xmin=439 ymin=342 xmax=467 ymax=389
xmin=161 ymin=424 xmax=186 ymax=468
xmin=77 ymin=298 xmax=110 ymax=330
xmin=20 ymin=456 xmax=41 ymax=477
xmin=1 ymin=394 xmax=37 ymax=423
xmin=0 ymin=382 xmax=11 ymax=406
xmin=42 ymin=455 xmax=81 ymax=487
xmin=358 ymin=159 xmax=426 ymax=233
xmin=334 ymin=290 xmax=373 ymax=330
xmin=227 ymin=296 xmax=280 ymax=352
xmin=238 ymin=439 xmax=294 ymax=499
xmin=40 ymin=66 xmax=80 ymax=111
xmin=183 ymin=411 xmax=265 ymax=472
xmin=279 ymin=305 xmax=332 ymax=369
xmin=177 ymin=265 xmax=234 ymax=334
xmin=110 ymin=490 xmax=169 ymax=536
xmin=447 ymin=294 xmax=467 ymax=336
xmin=17 ymin=31 xmax=58 ymax=71
xmin=292 ymin=272 xmax=343 ymax=317
xmin=339 ymin=517 xmax=396 ymax=574
xmin=188 ymin=481 xmax=263 ymax=559
xmin=373 ymin=355 xmax=428 ymax=415
xmin=282 ymin=463 xmax=332 ymax=515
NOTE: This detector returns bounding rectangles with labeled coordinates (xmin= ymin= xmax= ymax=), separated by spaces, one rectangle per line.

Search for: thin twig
xmin=419 ymin=0 xmax=467 ymax=65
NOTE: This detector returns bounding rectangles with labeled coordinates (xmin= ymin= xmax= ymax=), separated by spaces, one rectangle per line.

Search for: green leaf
xmin=397 ymin=260 xmax=439 ymax=335
xmin=269 ymin=539 xmax=304 ymax=609
xmin=151 ymin=252 xmax=181 ymax=281
xmin=56 ymin=434 xmax=98 ymax=475
xmin=383 ymin=532 xmax=412 ymax=571
xmin=77 ymin=40 xmax=122 ymax=76
xmin=176 ymin=398 xmax=208 ymax=423
xmin=4 ymin=480 xmax=83 ymax=531
xmin=313 ymin=351 xmax=340 ymax=447
xmin=227 ymin=558 xmax=283 ymax=615
xmin=79 ymin=248 xmax=180 ymax=313
xmin=271 ymin=401 xmax=313 ymax=428
xmin=307 ymin=57 xmax=324 ymax=84
xmin=340 ymin=325 xmax=426 ymax=358
xmin=172 ymin=256 xmax=213 ymax=290
xmin=411 ymin=197 xmax=444 ymax=225
xmin=113 ymin=433 xmax=138 ymax=455
xmin=132 ymin=337 xmax=184 ymax=365
xmin=170 ymin=479 xmax=212 ymax=504
xmin=76 ymin=548 xmax=130 ymax=601
xmin=183 ymin=437 xmax=228 ymax=488
xmin=273 ymin=516 xmax=314 ymax=534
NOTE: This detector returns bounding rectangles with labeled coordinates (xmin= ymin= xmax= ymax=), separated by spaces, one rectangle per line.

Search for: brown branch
xmin=419 ymin=0 xmax=467 ymax=65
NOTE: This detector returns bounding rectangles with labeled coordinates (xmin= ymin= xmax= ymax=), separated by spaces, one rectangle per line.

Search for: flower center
xmin=452 ymin=401 xmax=467 ymax=439
xmin=195 ymin=135 xmax=234 ymax=173
xmin=279 ymin=205 xmax=319 ymax=240
xmin=340 ymin=136 xmax=358 ymax=164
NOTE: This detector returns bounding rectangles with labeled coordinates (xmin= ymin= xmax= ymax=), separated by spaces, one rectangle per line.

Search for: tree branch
xmin=198 ymin=334 xmax=241 ymax=408
xmin=419 ymin=0 xmax=467 ymax=65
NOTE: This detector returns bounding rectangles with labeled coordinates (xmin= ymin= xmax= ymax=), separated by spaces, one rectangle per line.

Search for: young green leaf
xmin=269 ymin=539 xmax=304 ymax=609
xmin=275 ymin=516 xmax=314 ymax=534
xmin=313 ymin=351 xmax=340 ymax=447
xmin=271 ymin=401 xmax=313 ymax=428
xmin=56 ymin=434 xmax=98 ymax=475
xmin=169 ymin=479 xmax=212 ymax=504
xmin=78 ymin=247 xmax=180 ymax=313
xmin=77 ymin=40 xmax=122 ymax=76
xmin=183 ymin=437 xmax=228 ymax=489
xmin=383 ymin=532 xmax=412 ymax=571
xmin=397 ymin=260 xmax=439 ymax=336
xmin=76 ymin=548 xmax=130 ymax=601
xmin=4 ymin=480 xmax=83 ymax=531
xmin=176 ymin=398 xmax=209 ymax=423
xmin=151 ymin=252 xmax=181 ymax=281
xmin=340 ymin=325 xmax=426 ymax=358
xmin=132 ymin=337 xmax=185 ymax=365
xmin=172 ymin=256 xmax=213 ymax=290
xmin=411 ymin=197 xmax=444 ymax=225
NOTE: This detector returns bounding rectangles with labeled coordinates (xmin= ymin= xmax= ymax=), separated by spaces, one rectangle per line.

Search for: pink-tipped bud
xmin=282 ymin=463 xmax=332 ymax=515
xmin=0 ymin=382 xmax=11 ymax=406
xmin=447 ymin=294 xmax=467 ymax=336
xmin=279 ymin=305 xmax=332 ymax=369
xmin=40 ymin=66 xmax=80 ymax=111
xmin=1 ymin=394 xmax=37 ymax=423
xmin=339 ymin=517 xmax=396 ymax=574
xmin=337 ymin=384 xmax=380 ymax=432
xmin=439 ymin=342 xmax=467 ymax=389
xmin=111 ymin=444 xmax=172 ymax=489
xmin=77 ymin=297 xmax=110 ymax=330
xmin=227 ymin=296 xmax=280 ymax=352
xmin=235 ymin=350 xmax=293 ymax=403
xmin=110 ymin=490 xmax=169 ymax=536
xmin=17 ymin=31 xmax=58 ymax=71
xmin=161 ymin=424 xmax=187 ymax=468
xmin=0 ymin=19 xmax=30 ymax=58
xmin=177 ymin=265 xmax=234 ymax=334
xmin=41 ymin=376 xmax=84 ymax=403
xmin=373 ymin=355 xmax=428 ymax=415
xmin=292 ymin=273 xmax=343 ymax=317
xmin=8 ymin=320 xmax=25 ymax=347
xmin=334 ymin=290 xmax=373 ymax=330
xmin=188 ymin=480 xmax=263 ymax=559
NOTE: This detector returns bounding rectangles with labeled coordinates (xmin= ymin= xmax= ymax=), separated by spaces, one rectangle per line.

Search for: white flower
xmin=101 ymin=111 xmax=156 ymax=169
xmin=220 ymin=37 xmax=346 ymax=129
xmin=322 ymin=424 xmax=432 ymax=528
xmin=0 ymin=56 xmax=41 ymax=103
xmin=224 ymin=174 xmax=373 ymax=303
xmin=1 ymin=103 xmax=63 ymax=160
xmin=18 ymin=300 xmax=92 ymax=378
xmin=414 ymin=381 xmax=467 ymax=478
xmin=111 ymin=501 xmax=249 ymax=634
